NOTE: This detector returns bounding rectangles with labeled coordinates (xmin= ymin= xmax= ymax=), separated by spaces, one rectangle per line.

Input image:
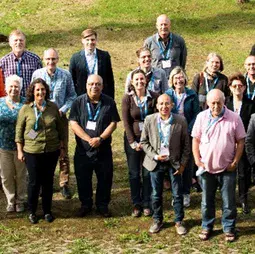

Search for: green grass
xmin=1 ymin=0 xmax=255 ymax=253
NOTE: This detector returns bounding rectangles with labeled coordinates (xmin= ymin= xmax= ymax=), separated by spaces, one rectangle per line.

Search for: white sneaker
xmin=16 ymin=203 xmax=25 ymax=213
xmin=6 ymin=204 xmax=15 ymax=212
xmin=183 ymin=194 xmax=190 ymax=207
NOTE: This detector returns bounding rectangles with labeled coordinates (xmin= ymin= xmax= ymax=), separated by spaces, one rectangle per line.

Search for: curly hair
xmin=26 ymin=78 xmax=50 ymax=103
xmin=128 ymin=69 xmax=147 ymax=93
xmin=228 ymin=72 xmax=246 ymax=87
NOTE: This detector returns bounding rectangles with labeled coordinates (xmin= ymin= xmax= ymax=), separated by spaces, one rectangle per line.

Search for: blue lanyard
xmin=84 ymin=53 xmax=97 ymax=75
xmin=33 ymin=101 xmax=46 ymax=131
xmin=205 ymin=75 xmax=219 ymax=93
xmin=86 ymin=102 xmax=101 ymax=121
xmin=205 ymin=108 xmax=225 ymax=134
xmin=16 ymin=58 xmax=22 ymax=76
xmin=174 ymin=92 xmax=186 ymax=112
xmin=147 ymin=74 xmax=155 ymax=91
xmin=137 ymin=96 xmax=148 ymax=121
xmin=44 ymin=69 xmax=58 ymax=99
xmin=157 ymin=33 xmax=173 ymax=60
xmin=157 ymin=114 xmax=173 ymax=147
xmin=246 ymin=76 xmax=255 ymax=100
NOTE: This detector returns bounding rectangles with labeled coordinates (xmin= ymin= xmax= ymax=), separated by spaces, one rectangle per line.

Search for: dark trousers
xmin=25 ymin=150 xmax=59 ymax=214
xmin=124 ymin=135 xmax=151 ymax=208
xmin=74 ymin=149 xmax=113 ymax=209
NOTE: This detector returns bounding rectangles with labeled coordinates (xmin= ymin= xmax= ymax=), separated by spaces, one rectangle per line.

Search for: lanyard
xmin=33 ymin=101 xmax=46 ymax=131
xmin=233 ymin=100 xmax=242 ymax=115
xmin=84 ymin=53 xmax=97 ymax=75
xmin=44 ymin=69 xmax=58 ymax=99
xmin=205 ymin=74 xmax=219 ymax=93
xmin=137 ymin=96 xmax=148 ymax=121
xmin=205 ymin=108 xmax=225 ymax=134
xmin=246 ymin=76 xmax=255 ymax=100
xmin=147 ymin=74 xmax=155 ymax=91
xmin=16 ymin=58 xmax=22 ymax=76
xmin=157 ymin=33 xmax=173 ymax=60
xmin=174 ymin=92 xmax=186 ymax=112
xmin=86 ymin=102 xmax=101 ymax=121
xmin=157 ymin=114 xmax=173 ymax=147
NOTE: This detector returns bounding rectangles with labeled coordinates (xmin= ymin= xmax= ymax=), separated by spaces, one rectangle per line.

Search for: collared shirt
xmin=245 ymin=73 xmax=255 ymax=100
xmin=15 ymin=101 xmax=64 ymax=154
xmin=191 ymin=106 xmax=246 ymax=174
xmin=144 ymin=33 xmax=187 ymax=78
xmin=0 ymin=97 xmax=26 ymax=150
xmin=31 ymin=67 xmax=77 ymax=113
xmin=84 ymin=49 xmax=98 ymax=74
xmin=0 ymin=51 xmax=42 ymax=97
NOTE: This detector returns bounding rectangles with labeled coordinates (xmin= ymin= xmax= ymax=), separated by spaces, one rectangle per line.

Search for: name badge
xmin=27 ymin=129 xmax=38 ymax=140
xmin=86 ymin=121 xmax=96 ymax=130
xmin=138 ymin=122 xmax=144 ymax=131
xmin=201 ymin=134 xmax=209 ymax=144
xmin=159 ymin=145 xmax=170 ymax=156
xmin=199 ymin=94 xmax=206 ymax=103
xmin=162 ymin=60 xmax=171 ymax=69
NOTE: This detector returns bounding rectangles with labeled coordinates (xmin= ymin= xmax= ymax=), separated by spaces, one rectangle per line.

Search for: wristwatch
xmin=99 ymin=136 xmax=104 ymax=143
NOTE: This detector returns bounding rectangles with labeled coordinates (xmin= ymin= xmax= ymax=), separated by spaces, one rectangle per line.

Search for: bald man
xmin=144 ymin=14 xmax=187 ymax=78
xmin=32 ymin=48 xmax=77 ymax=199
xmin=69 ymin=74 xmax=120 ymax=218
xmin=192 ymin=89 xmax=246 ymax=242
xmin=140 ymin=94 xmax=190 ymax=235
xmin=244 ymin=55 xmax=255 ymax=100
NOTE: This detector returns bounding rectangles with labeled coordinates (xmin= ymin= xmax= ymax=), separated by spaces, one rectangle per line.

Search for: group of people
xmin=0 ymin=13 xmax=255 ymax=243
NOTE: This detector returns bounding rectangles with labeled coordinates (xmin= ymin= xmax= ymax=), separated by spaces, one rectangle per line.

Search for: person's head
xmin=168 ymin=66 xmax=188 ymax=90
xmin=136 ymin=47 xmax=152 ymax=70
xmin=43 ymin=48 xmax=59 ymax=73
xmin=228 ymin=72 xmax=246 ymax=97
xmin=26 ymin=78 xmax=50 ymax=103
xmin=206 ymin=89 xmax=225 ymax=117
xmin=156 ymin=14 xmax=171 ymax=40
xmin=81 ymin=29 xmax=97 ymax=52
xmin=204 ymin=52 xmax=224 ymax=73
xmin=156 ymin=94 xmax=174 ymax=119
xmin=9 ymin=30 xmax=26 ymax=56
xmin=86 ymin=74 xmax=103 ymax=99
xmin=244 ymin=55 xmax=255 ymax=76
xmin=5 ymin=74 xmax=22 ymax=98
xmin=129 ymin=69 xmax=147 ymax=94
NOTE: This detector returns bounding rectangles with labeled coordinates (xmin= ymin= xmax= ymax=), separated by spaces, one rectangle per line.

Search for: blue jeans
xmin=150 ymin=163 xmax=184 ymax=222
xmin=199 ymin=171 xmax=237 ymax=233
xmin=124 ymin=135 xmax=151 ymax=208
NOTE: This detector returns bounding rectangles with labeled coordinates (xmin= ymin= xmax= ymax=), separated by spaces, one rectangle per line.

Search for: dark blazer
xmin=69 ymin=48 xmax=115 ymax=99
xmin=140 ymin=113 xmax=190 ymax=171
xmin=226 ymin=96 xmax=255 ymax=131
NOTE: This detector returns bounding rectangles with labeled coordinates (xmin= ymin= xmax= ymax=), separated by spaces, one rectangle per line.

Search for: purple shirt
xmin=191 ymin=106 xmax=246 ymax=174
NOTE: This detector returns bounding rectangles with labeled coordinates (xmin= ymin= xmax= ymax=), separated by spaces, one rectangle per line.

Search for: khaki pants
xmin=0 ymin=149 xmax=27 ymax=205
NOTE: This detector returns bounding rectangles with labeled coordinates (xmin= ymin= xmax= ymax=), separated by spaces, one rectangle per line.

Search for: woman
xmin=122 ymin=69 xmax=158 ymax=217
xmin=125 ymin=47 xmax=168 ymax=94
xmin=16 ymin=78 xmax=64 ymax=224
xmin=191 ymin=52 xmax=229 ymax=110
xmin=0 ymin=75 xmax=26 ymax=212
xmin=166 ymin=66 xmax=200 ymax=207
xmin=226 ymin=72 xmax=255 ymax=214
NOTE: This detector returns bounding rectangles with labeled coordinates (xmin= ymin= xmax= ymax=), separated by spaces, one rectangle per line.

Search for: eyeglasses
xmin=231 ymin=84 xmax=244 ymax=88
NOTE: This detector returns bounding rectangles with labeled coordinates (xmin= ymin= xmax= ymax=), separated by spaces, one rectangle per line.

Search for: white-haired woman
xmin=0 ymin=75 xmax=26 ymax=212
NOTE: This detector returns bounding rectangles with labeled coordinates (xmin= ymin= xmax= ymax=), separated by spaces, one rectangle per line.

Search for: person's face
xmin=138 ymin=50 xmax=151 ymax=69
xmin=7 ymin=81 xmax=20 ymax=98
xmin=156 ymin=95 xmax=173 ymax=118
xmin=86 ymin=75 xmax=103 ymax=98
xmin=156 ymin=16 xmax=171 ymax=39
xmin=43 ymin=50 xmax=59 ymax=72
xmin=132 ymin=73 xmax=146 ymax=93
xmin=206 ymin=56 xmax=221 ymax=73
xmin=173 ymin=73 xmax=185 ymax=90
xmin=245 ymin=56 xmax=255 ymax=76
xmin=82 ymin=34 xmax=97 ymax=51
xmin=230 ymin=80 xmax=246 ymax=96
xmin=9 ymin=34 xmax=26 ymax=55
xmin=34 ymin=83 xmax=46 ymax=102
xmin=207 ymin=94 xmax=224 ymax=117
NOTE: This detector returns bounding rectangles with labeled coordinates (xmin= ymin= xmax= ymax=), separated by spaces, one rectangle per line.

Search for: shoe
xmin=16 ymin=203 xmax=25 ymax=213
xmin=131 ymin=205 xmax=142 ymax=217
xmin=96 ymin=207 xmax=112 ymax=218
xmin=175 ymin=222 xmax=187 ymax=235
xmin=29 ymin=213 xmax=38 ymax=224
xmin=77 ymin=206 xmax=92 ymax=217
xmin=61 ymin=185 xmax=71 ymax=199
xmin=6 ymin=204 xmax=15 ymax=212
xmin=44 ymin=213 xmax=55 ymax=223
xmin=225 ymin=232 xmax=236 ymax=242
xmin=199 ymin=229 xmax=212 ymax=241
xmin=241 ymin=202 xmax=250 ymax=214
xmin=183 ymin=194 xmax=190 ymax=207
xmin=192 ymin=182 xmax=202 ymax=193
xmin=143 ymin=208 xmax=152 ymax=217
xmin=149 ymin=220 xmax=163 ymax=234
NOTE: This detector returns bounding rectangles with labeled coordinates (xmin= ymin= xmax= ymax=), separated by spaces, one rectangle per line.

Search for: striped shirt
xmin=0 ymin=51 xmax=42 ymax=97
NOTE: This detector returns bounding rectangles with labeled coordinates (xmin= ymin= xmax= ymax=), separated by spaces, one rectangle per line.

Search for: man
xmin=0 ymin=30 xmax=42 ymax=97
xmin=144 ymin=14 xmax=187 ymax=78
xmin=192 ymin=89 xmax=246 ymax=242
xmin=140 ymin=94 xmax=190 ymax=235
xmin=69 ymin=74 xmax=120 ymax=217
xmin=250 ymin=44 xmax=255 ymax=56
xmin=244 ymin=55 xmax=255 ymax=100
xmin=69 ymin=29 xmax=115 ymax=99
xmin=31 ymin=48 xmax=77 ymax=199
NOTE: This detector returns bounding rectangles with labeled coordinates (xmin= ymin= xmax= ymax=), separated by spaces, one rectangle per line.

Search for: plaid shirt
xmin=0 ymin=51 xmax=42 ymax=97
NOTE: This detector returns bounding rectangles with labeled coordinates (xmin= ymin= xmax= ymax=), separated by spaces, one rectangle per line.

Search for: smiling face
xmin=86 ymin=74 xmax=103 ymax=100
xmin=138 ymin=50 xmax=152 ymax=70
xmin=207 ymin=90 xmax=225 ymax=117
xmin=43 ymin=49 xmax=59 ymax=73
xmin=82 ymin=34 xmax=97 ymax=52
xmin=206 ymin=56 xmax=221 ymax=73
xmin=156 ymin=15 xmax=171 ymax=40
xmin=9 ymin=33 xmax=26 ymax=56
xmin=7 ymin=81 xmax=20 ymax=98
xmin=34 ymin=83 xmax=46 ymax=103
xmin=245 ymin=56 xmax=255 ymax=76
xmin=173 ymin=72 xmax=185 ymax=91
xmin=132 ymin=72 xmax=146 ymax=94
xmin=156 ymin=94 xmax=173 ymax=119
xmin=229 ymin=79 xmax=246 ymax=97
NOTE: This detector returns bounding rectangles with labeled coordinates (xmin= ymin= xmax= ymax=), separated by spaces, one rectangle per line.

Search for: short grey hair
xmin=5 ymin=75 xmax=23 ymax=92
